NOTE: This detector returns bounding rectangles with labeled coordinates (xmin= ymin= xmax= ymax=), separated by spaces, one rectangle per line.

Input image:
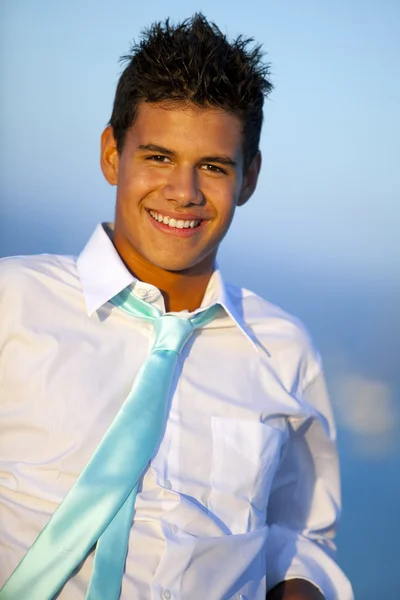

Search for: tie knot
xmin=110 ymin=288 xmax=221 ymax=354
xmin=152 ymin=315 xmax=194 ymax=354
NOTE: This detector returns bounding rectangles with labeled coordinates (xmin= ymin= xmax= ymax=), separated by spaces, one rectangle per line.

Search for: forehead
xmin=128 ymin=101 xmax=244 ymax=159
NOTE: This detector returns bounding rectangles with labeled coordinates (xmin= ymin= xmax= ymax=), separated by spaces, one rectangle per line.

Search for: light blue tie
xmin=0 ymin=288 xmax=220 ymax=600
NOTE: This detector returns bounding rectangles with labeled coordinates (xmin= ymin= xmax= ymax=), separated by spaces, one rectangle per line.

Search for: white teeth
xmin=149 ymin=210 xmax=200 ymax=229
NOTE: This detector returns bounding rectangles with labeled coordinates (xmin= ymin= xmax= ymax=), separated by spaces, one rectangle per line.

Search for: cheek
xmin=117 ymin=165 xmax=165 ymax=203
xmin=207 ymin=184 xmax=238 ymax=222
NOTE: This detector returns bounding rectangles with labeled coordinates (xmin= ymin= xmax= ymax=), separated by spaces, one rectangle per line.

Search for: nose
xmin=162 ymin=165 xmax=204 ymax=206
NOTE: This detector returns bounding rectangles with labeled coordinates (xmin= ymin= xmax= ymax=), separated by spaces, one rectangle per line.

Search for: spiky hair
xmin=110 ymin=14 xmax=273 ymax=170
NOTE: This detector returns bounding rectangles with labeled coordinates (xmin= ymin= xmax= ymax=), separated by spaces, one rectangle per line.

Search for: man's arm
xmin=267 ymin=579 xmax=324 ymax=600
xmin=265 ymin=370 xmax=353 ymax=600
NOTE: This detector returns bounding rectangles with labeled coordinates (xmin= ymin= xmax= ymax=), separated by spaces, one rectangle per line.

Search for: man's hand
xmin=266 ymin=578 xmax=325 ymax=600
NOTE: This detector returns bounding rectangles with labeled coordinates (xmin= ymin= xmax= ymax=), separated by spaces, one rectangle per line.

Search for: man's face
xmin=101 ymin=101 xmax=260 ymax=275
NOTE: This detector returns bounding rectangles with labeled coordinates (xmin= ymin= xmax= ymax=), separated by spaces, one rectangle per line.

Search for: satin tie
xmin=0 ymin=288 xmax=220 ymax=600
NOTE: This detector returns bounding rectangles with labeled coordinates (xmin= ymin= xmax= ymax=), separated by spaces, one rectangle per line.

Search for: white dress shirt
xmin=0 ymin=224 xmax=353 ymax=600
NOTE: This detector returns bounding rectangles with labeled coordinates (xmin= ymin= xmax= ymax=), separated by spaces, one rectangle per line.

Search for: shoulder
xmin=0 ymin=253 xmax=77 ymax=284
xmin=226 ymin=282 xmax=321 ymax=389
xmin=226 ymin=281 xmax=315 ymax=346
xmin=0 ymin=253 xmax=80 ymax=304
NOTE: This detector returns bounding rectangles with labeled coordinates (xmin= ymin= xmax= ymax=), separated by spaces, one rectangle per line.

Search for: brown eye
xmin=202 ymin=164 xmax=226 ymax=174
xmin=147 ymin=155 xmax=171 ymax=163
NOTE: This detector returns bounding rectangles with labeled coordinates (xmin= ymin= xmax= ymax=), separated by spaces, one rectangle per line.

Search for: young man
xmin=0 ymin=14 xmax=353 ymax=600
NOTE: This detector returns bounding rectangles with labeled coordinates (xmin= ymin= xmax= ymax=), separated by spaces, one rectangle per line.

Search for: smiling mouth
xmin=148 ymin=210 xmax=202 ymax=229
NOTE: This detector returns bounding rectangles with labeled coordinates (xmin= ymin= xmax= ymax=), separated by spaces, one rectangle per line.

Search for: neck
xmin=114 ymin=240 xmax=215 ymax=313
xmin=155 ymin=269 xmax=213 ymax=313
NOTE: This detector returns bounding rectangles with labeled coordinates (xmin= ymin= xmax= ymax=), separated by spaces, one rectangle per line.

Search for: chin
xmin=156 ymin=261 xmax=197 ymax=273
xmin=151 ymin=255 xmax=210 ymax=274
xmin=144 ymin=247 xmax=215 ymax=274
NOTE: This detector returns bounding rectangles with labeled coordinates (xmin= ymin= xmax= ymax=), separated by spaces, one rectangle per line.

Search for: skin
xmin=101 ymin=101 xmax=260 ymax=312
xmin=101 ymin=100 xmax=324 ymax=599
xmin=267 ymin=580 xmax=325 ymax=600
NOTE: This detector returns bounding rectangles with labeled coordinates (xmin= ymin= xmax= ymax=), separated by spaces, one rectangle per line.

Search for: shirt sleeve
xmin=265 ymin=369 xmax=354 ymax=600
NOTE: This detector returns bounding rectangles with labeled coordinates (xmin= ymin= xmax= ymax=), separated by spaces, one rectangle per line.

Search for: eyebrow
xmin=138 ymin=143 xmax=174 ymax=156
xmin=137 ymin=143 xmax=237 ymax=168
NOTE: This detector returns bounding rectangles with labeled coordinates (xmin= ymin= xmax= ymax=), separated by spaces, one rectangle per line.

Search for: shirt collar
xmin=77 ymin=223 xmax=259 ymax=351
xmin=77 ymin=223 xmax=134 ymax=316
xmin=200 ymin=268 xmax=260 ymax=351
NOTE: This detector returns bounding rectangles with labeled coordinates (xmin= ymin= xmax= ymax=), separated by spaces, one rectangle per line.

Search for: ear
xmin=100 ymin=126 xmax=119 ymax=185
xmin=237 ymin=151 xmax=262 ymax=207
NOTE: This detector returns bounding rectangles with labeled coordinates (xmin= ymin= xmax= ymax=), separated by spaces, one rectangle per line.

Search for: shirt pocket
xmin=208 ymin=417 xmax=284 ymax=534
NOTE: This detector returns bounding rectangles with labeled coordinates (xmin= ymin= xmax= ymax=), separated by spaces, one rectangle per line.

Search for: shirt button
xmin=164 ymin=479 xmax=172 ymax=490
xmin=169 ymin=523 xmax=178 ymax=534
xmin=134 ymin=288 xmax=148 ymax=300
xmin=161 ymin=590 xmax=172 ymax=600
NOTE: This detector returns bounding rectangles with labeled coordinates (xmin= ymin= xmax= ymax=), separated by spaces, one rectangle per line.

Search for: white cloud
xmin=331 ymin=374 xmax=398 ymax=458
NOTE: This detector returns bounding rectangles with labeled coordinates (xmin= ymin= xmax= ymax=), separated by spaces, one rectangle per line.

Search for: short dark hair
xmin=109 ymin=14 xmax=273 ymax=171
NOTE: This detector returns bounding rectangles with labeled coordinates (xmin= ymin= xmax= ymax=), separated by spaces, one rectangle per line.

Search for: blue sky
xmin=1 ymin=2 xmax=400 ymax=597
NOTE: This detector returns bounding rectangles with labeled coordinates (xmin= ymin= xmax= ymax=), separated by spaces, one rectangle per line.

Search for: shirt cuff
xmin=266 ymin=525 xmax=354 ymax=600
